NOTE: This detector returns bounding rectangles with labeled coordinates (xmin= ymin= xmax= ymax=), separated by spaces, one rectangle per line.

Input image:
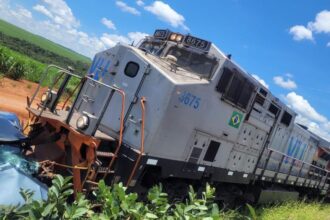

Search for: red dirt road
xmin=0 ymin=77 xmax=44 ymax=122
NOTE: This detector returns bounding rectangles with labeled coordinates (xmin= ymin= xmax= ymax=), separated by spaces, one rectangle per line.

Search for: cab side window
xmin=124 ymin=62 xmax=139 ymax=78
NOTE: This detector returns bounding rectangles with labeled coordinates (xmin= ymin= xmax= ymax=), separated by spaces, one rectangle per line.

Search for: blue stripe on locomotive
xmin=89 ymin=56 xmax=111 ymax=81
xmin=286 ymin=137 xmax=308 ymax=162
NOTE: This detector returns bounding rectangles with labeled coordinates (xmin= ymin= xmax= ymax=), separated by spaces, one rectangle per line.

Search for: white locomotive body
xmin=27 ymin=29 xmax=330 ymax=203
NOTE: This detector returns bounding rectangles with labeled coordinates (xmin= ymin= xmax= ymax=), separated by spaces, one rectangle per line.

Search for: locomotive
xmin=25 ymin=29 xmax=330 ymax=203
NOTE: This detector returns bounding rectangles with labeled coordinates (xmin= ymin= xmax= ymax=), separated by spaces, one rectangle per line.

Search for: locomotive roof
xmin=133 ymin=46 xmax=212 ymax=85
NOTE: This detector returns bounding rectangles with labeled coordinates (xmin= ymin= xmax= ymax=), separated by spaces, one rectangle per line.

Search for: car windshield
xmin=139 ymin=40 xmax=165 ymax=56
xmin=166 ymin=46 xmax=218 ymax=78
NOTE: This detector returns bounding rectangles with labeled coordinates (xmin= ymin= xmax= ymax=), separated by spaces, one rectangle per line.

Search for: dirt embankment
xmin=0 ymin=77 xmax=44 ymax=122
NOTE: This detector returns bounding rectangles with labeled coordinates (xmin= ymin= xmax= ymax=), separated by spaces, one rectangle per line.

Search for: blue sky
xmin=1 ymin=0 xmax=330 ymax=140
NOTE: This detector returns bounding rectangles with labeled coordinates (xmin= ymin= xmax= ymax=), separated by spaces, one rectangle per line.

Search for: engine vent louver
xmin=188 ymin=147 xmax=202 ymax=163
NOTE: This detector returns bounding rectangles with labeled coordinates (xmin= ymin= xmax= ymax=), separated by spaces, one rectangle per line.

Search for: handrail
xmin=66 ymin=76 xmax=127 ymax=130
xmin=126 ymin=97 xmax=146 ymax=187
xmin=52 ymin=71 xmax=65 ymax=89
xmin=73 ymin=77 xmax=126 ymax=188
xmin=85 ymin=76 xmax=124 ymax=92
xmin=61 ymin=78 xmax=85 ymax=110
xmin=101 ymin=86 xmax=126 ymax=180
xmin=267 ymin=148 xmax=330 ymax=173
xmin=258 ymin=147 xmax=329 ymax=189
xmin=29 ymin=64 xmax=82 ymax=107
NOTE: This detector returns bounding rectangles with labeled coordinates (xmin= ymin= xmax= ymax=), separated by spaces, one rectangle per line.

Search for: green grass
xmin=0 ymin=19 xmax=90 ymax=63
xmin=255 ymin=201 xmax=330 ymax=220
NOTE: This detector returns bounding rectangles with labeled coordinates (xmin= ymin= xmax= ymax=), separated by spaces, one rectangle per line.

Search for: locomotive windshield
xmin=165 ymin=46 xmax=218 ymax=78
xmin=138 ymin=32 xmax=218 ymax=78
xmin=139 ymin=40 xmax=165 ymax=56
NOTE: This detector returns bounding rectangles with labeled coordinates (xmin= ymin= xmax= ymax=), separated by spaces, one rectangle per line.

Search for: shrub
xmin=5 ymin=61 xmax=26 ymax=80
xmin=0 ymin=175 xmax=249 ymax=219
xmin=0 ymin=48 xmax=26 ymax=80
xmin=0 ymin=49 xmax=13 ymax=74
xmin=0 ymin=175 xmax=93 ymax=220
xmin=0 ymin=45 xmax=83 ymax=91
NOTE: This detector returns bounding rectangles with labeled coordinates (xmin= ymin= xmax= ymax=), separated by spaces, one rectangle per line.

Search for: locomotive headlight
xmin=170 ymin=33 xmax=177 ymax=41
xmin=175 ymin=34 xmax=183 ymax=42
xmin=41 ymin=91 xmax=51 ymax=103
xmin=76 ymin=115 xmax=89 ymax=130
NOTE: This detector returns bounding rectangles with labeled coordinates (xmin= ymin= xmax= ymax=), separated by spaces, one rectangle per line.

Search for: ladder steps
xmin=82 ymin=95 xmax=95 ymax=103
xmin=85 ymin=180 xmax=99 ymax=186
xmin=88 ymin=82 xmax=96 ymax=87
xmin=96 ymin=151 xmax=114 ymax=158
xmin=83 ymin=180 xmax=99 ymax=192
xmin=87 ymin=186 xmax=98 ymax=191
xmin=97 ymin=166 xmax=115 ymax=173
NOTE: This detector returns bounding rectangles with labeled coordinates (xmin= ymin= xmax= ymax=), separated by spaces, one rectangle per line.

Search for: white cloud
xmin=327 ymin=42 xmax=330 ymax=47
xmin=290 ymin=10 xmax=330 ymax=45
xmin=252 ymin=74 xmax=269 ymax=89
xmin=294 ymin=115 xmax=330 ymax=141
xmin=285 ymin=73 xmax=293 ymax=78
xmin=127 ymin=32 xmax=148 ymax=45
xmin=116 ymin=1 xmax=141 ymax=15
xmin=101 ymin=33 xmax=130 ymax=48
xmin=285 ymin=92 xmax=330 ymax=141
xmin=38 ymin=0 xmax=80 ymax=29
xmin=101 ymin=17 xmax=116 ymax=30
xmin=33 ymin=4 xmax=52 ymax=18
xmin=144 ymin=1 xmax=189 ymax=30
xmin=308 ymin=10 xmax=330 ymax=34
xmin=289 ymin=25 xmax=313 ymax=41
xmin=0 ymin=0 xmax=34 ymax=30
xmin=101 ymin=32 xmax=148 ymax=48
xmin=273 ymin=76 xmax=297 ymax=90
xmin=0 ymin=0 xmax=148 ymax=58
xmin=16 ymin=7 xmax=32 ymax=18
xmin=5 ymin=4 xmax=33 ymax=20
xmin=286 ymin=92 xmax=327 ymax=123
xmin=136 ymin=0 xmax=145 ymax=6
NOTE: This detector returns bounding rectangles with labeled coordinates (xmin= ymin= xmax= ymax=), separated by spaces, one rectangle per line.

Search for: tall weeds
xmin=0 ymin=47 xmax=27 ymax=80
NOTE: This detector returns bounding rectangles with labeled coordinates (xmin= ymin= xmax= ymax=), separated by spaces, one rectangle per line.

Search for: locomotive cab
xmin=68 ymin=29 xmax=225 ymax=150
